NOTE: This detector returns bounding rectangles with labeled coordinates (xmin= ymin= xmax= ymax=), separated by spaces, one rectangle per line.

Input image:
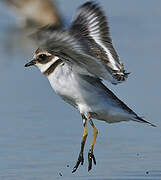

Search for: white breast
xmin=47 ymin=63 xmax=98 ymax=113
xmin=47 ymin=63 xmax=133 ymax=123
xmin=47 ymin=63 xmax=80 ymax=108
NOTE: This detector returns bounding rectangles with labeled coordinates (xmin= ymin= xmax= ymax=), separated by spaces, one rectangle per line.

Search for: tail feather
xmin=134 ymin=116 xmax=156 ymax=127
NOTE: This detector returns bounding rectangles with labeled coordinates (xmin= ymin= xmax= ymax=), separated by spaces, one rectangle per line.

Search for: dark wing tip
xmin=73 ymin=1 xmax=104 ymax=24
xmin=78 ymin=1 xmax=103 ymax=19
xmin=136 ymin=116 xmax=157 ymax=127
xmin=80 ymin=1 xmax=98 ymax=8
xmin=112 ymin=71 xmax=130 ymax=84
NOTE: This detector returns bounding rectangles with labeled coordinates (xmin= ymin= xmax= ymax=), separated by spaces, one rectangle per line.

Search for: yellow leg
xmin=72 ymin=115 xmax=88 ymax=173
xmin=87 ymin=117 xmax=98 ymax=171
xmin=81 ymin=118 xmax=88 ymax=151
xmin=89 ymin=118 xmax=98 ymax=153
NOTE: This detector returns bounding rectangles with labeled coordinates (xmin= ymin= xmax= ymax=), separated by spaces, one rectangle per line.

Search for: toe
xmin=72 ymin=152 xmax=84 ymax=173
xmin=88 ymin=151 xmax=96 ymax=171
xmin=88 ymin=152 xmax=92 ymax=171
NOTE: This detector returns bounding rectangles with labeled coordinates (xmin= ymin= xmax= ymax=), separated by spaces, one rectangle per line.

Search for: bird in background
xmin=3 ymin=0 xmax=62 ymax=28
xmin=25 ymin=1 xmax=156 ymax=173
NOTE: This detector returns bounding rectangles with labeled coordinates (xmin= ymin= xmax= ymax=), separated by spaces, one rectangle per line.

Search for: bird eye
xmin=38 ymin=54 xmax=48 ymax=63
xmin=39 ymin=54 xmax=47 ymax=60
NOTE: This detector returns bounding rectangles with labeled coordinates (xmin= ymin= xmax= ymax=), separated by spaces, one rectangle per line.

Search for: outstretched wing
xmin=33 ymin=28 xmax=112 ymax=79
xmin=33 ymin=2 xmax=129 ymax=84
xmin=70 ymin=1 xmax=129 ymax=84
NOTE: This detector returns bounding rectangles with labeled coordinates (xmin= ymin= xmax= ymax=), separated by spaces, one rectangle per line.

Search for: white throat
xmin=36 ymin=56 xmax=60 ymax=73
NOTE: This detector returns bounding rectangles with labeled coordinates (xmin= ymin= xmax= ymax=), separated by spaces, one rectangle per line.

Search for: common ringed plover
xmin=25 ymin=1 xmax=156 ymax=173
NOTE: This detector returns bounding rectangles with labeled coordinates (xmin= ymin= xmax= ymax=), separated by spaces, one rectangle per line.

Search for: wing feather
xmin=32 ymin=2 xmax=129 ymax=84
xmin=70 ymin=1 xmax=129 ymax=84
xmin=33 ymin=28 xmax=112 ymax=79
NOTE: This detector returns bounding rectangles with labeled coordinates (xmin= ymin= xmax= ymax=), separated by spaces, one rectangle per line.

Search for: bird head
xmin=25 ymin=48 xmax=59 ymax=74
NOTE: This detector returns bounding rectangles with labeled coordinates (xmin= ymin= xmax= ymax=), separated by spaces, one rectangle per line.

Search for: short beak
xmin=24 ymin=60 xmax=36 ymax=67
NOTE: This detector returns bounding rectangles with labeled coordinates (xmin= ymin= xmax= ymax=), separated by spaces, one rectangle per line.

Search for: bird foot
xmin=88 ymin=150 xmax=96 ymax=171
xmin=72 ymin=152 xmax=84 ymax=173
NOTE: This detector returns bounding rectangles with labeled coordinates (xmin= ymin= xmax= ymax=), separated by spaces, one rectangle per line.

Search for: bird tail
xmin=134 ymin=116 xmax=156 ymax=127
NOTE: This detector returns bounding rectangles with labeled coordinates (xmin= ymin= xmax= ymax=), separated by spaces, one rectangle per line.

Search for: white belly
xmin=47 ymin=64 xmax=133 ymax=123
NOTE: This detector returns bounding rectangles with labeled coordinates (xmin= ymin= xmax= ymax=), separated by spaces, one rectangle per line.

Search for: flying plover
xmin=25 ymin=2 xmax=156 ymax=173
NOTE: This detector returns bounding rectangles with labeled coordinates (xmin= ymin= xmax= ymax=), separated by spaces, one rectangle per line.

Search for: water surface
xmin=0 ymin=0 xmax=161 ymax=179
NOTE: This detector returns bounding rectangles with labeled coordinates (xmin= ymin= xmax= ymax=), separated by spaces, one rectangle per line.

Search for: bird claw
xmin=88 ymin=150 xmax=96 ymax=171
xmin=72 ymin=152 xmax=84 ymax=173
